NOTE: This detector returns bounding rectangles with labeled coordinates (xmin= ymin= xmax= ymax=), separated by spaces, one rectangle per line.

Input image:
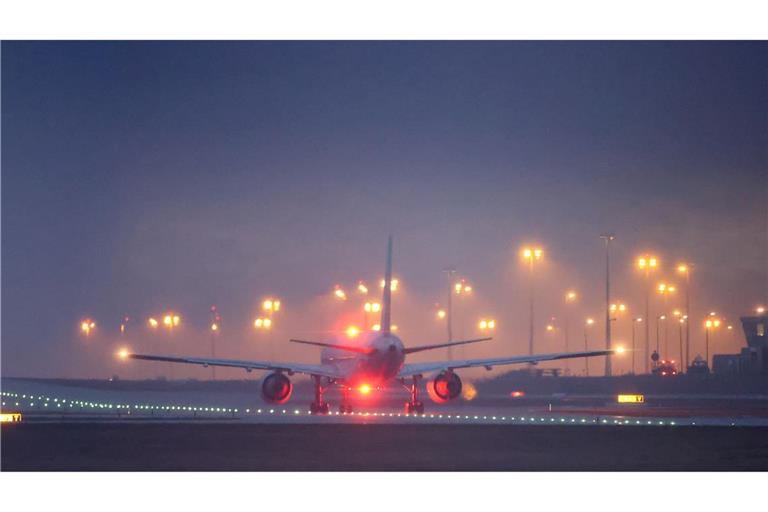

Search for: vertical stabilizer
xmin=380 ymin=236 xmax=393 ymax=334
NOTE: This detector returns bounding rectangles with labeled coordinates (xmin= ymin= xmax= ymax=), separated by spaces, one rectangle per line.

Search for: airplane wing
xmin=398 ymin=349 xmax=615 ymax=378
xmin=127 ymin=353 xmax=344 ymax=379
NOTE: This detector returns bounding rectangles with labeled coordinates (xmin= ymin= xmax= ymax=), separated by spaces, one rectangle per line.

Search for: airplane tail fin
xmin=380 ymin=235 xmax=393 ymax=335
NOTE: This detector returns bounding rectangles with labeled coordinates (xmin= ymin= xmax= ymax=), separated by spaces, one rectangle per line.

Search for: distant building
xmin=712 ymin=313 xmax=767 ymax=375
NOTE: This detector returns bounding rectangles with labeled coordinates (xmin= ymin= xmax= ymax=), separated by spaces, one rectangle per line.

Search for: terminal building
xmin=712 ymin=312 xmax=768 ymax=375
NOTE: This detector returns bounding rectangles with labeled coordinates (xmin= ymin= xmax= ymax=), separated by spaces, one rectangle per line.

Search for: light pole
xmin=705 ymin=318 xmax=721 ymax=370
xmin=262 ymin=298 xmax=281 ymax=361
xmin=210 ymin=305 xmax=221 ymax=380
xmin=80 ymin=319 xmax=96 ymax=338
xmin=364 ymin=301 xmax=381 ymax=331
xmin=677 ymin=317 xmax=685 ymax=372
xmin=564 ymin=291 xmax=577 ymax=374
xmin=522 ymin=247 xmax=543 ymax=357
xmin=584 ymin=317 xmax=595 ymax=376
xmin=442 ymin=268 xmax=457 ymax=359
xmin=609 ymin=302 xmax=626 ymax=374
xmin=677 ymin=264 xmax=692 ymax=369
xmin=637 ymin=255 xmax=659 ymax=373
xmin=600 ymin=234 xmax=615 ymax=376
xmin=162 ymin=312 xmax=180 ymax=379
xmin=631 ymin=317 xmax=642 ymax=374
xmin=657 ymin=283 xmax=676 ymax=357
xmin=445 ymin=275 xmax=473 ymax=358
xmin=656 ymin=314 xmax=665 ymax=355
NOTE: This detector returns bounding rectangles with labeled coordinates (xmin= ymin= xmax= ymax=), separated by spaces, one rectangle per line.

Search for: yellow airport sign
xmin=0 ymin=412 xmax=23 ymax=423
xmin=617 ymin=394 xmax=645 ymax=403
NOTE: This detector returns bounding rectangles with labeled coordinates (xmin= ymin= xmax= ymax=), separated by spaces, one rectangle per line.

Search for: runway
xmin=3 ymin=377 xmax=768 ymax=427
xmin=4 ymin=378 xmax=768 ymax=470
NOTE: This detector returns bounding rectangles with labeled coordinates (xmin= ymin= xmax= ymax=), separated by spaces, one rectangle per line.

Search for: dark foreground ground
xmin=3 ymin=423 xmax=768 ymax=470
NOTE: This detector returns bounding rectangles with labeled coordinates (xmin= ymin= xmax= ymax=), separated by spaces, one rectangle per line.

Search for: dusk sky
xmin=2 ymin=41 xmax=766 ymax=378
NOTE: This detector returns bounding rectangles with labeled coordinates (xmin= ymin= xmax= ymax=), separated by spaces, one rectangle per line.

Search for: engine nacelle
xmin=427 ymin=371 xmax=462 ymax=403
xmin=260 ymin=372 xmax=293 ymax=404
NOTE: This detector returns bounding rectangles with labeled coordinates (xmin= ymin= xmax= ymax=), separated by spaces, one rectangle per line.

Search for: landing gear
xmin=310 ymin=375 xmax=330 ymax=415
xmin=339 ymin=386 xmax=353 ymax=414
xmin=310 ymin=402 xmax=330 ymax=414
xmin=404 ymin=375 xmax=425 ymax=415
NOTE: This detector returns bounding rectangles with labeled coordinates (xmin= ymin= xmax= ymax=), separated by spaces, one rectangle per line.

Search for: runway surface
xmin=4 ymin=378 xmax=768 ymax=470
xmin=4 ymin=422 xmax=768 ymax=470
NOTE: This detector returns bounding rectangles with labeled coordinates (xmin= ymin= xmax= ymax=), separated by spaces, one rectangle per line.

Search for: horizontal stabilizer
xmin=289 ymin=339 xmax=376 ymax=355
xmin=403 ymin=337 xmax=491 ymax=355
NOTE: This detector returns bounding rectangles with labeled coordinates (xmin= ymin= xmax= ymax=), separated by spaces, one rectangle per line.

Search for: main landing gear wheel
xmin=310 ymin=375 xmax=329 ymax=414
xmin=405 ymin=401 xmax=424 ymax=414
xmin=310 ymin=402 xmax=330 ymax=415
xmin=405 ymin=375 xmax=425 ymax=414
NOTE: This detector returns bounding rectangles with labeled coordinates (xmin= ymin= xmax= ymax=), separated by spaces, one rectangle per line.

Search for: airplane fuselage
xmin=320 ymin=332 xmax=405 ymax=386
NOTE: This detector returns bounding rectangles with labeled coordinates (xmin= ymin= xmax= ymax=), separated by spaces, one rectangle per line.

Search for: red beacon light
xmin=510 ymin=390 xmax=526 ymax=398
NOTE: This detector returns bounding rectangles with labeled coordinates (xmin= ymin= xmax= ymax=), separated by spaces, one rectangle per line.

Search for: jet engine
xmin=426 ymin=371 xmax=462 ymax=403
xmin=260 ymin=372 xmax=293 ymax=404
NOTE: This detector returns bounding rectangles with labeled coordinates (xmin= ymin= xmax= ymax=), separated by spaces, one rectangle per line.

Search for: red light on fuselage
xmin=510 ymin=390 xmax=526 ymax=398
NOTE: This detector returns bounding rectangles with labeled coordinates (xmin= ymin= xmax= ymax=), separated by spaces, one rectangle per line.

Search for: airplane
xmin=125 ymin=236 xmax=619 ymax=414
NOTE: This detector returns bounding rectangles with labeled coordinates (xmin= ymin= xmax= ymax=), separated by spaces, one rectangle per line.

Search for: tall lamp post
xmin=705 ymin=317 xmax=721 ymax=370
xmin=522 ymin=247 xmax=543 ymax=356
xmin=262 ymin=298 xmax=281 ymax=361
xmin=600 ymin=234 xmax=615 ymax=376
xmin=584 ymin=317 xmax=595 ymax=376
xmin=210 ymin=305 xmax=221 ymax=380
xmin=609 ymin=302 xmax=626 ymax=374
xmin=637 ymin=255 xmax=659 ymax=373
xmin=677 ymin=264 xmax=692 ymax=370
xmin=657 ymin=283 xmax=676 ymax=357
xmin=564 ymin=291 xmax=577 ymax=374
xmin=442 ymin=268 xmax=457 ymax=359
xmin=631 ymin=317 xmax=642 ymax=374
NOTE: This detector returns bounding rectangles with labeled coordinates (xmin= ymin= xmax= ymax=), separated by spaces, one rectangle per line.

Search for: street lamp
xmin=209 ymin=305 xmax=221 ymax=380
xmin=563 ymin=291 xmax=577 ymax=373
xmin=705 ymin=318 xmax=721 ymax=369
xmin=631 ymin=317 xmax=642 ymax=374
xmin=333 ymin=286 xmax=347 ymax=301
xmin=522 ymin=246 xmax=543 ymax=357
xmin=478 ymin=318 xmax=496 ymax=331
xmin=600 ymin=234 xmax=615 ymax=376
xmin=677 ymin=263 xmax=693 ymax=368
xmin=657 ymin=283 xmax=675 ymax=357
xmin=677 ymin=317 xmax=686 ymax=373
xmin=80 ymin=319 xmax=96 ymax=338
xmin=364 ymin=301 xmax=381 ymax=330
xmin=637 ymin=255 xmax=659 ymax=373
xmin=357 ymin=281 xmax=368 ymax=294
xmin=584 ymin=317 xmax=595 ymax=376
xmin=656 ymin=314 xmax=666 ymax=356
xmin=380 ymin=278 xmax=400 ymax=291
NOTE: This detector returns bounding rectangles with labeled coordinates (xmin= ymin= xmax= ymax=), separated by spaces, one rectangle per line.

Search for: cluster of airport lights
xmin=78 ymin=247 xmax=764 ymax=364
xmin=2 ymin=390 xmax=689 ymax=427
